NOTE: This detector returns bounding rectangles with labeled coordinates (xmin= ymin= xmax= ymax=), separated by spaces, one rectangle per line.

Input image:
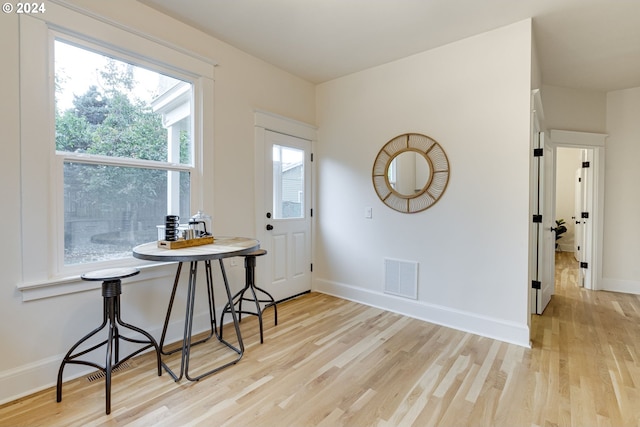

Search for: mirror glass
xmin=388 ymin=151 xmax=431 ymax=196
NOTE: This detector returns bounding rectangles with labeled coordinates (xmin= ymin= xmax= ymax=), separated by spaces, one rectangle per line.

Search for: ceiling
xmin=140 ymin=0 xmax=640 ymax=92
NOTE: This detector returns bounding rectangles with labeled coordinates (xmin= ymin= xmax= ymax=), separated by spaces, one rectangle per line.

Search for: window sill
xmin=17 ymin=262 xmax=178 ymax=301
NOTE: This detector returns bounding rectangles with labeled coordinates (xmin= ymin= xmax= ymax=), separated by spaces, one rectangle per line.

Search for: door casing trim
xmin=253 ymin=110 xmax=317 ymax=292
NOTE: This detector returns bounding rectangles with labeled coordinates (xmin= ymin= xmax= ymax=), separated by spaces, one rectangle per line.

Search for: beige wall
xmin=602 ymin=87 xmax=640 ymax=292
xmin=541 ymin=84 xmax=607 ymax=133
xmin=314 ymin=20 xmax=534 ymax=345
xmin=0 ymin=0 xmax=315 ymax=404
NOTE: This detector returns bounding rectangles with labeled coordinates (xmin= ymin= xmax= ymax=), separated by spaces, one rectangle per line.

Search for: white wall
xmin=0 ymin=0 xmax=315 ymax=404
xmin=315 ymin=20 xmax=533 ymax=346
xmin=602 ymin=87 xmax=640 ymax=293
xmin=541 ymin=85 xmax=607 ymax=133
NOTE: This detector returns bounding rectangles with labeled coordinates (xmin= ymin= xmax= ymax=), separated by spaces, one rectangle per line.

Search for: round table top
xmin=132 ymin=236 xmax=260 ymax=262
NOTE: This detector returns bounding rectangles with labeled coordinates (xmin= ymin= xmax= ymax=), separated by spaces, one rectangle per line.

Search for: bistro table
xmin=132 ymin=236 xmax=260 ymax=381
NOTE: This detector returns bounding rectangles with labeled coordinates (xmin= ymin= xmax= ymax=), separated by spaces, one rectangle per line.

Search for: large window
xmin=18 ymin=5 xmax=214 ymax=296
xmin=55 ymin=40 xmax=193 ymax=265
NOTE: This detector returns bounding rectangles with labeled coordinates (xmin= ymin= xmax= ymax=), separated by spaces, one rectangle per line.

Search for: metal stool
xmin=56 ymin=268 xmax=162 ymax=415
xmin=221 ymin=249 xmax=277 ymax=343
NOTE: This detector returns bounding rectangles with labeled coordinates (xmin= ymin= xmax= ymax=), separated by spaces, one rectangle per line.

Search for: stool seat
xmin=56 ymin=267 xmax=161 ymax=415
xmin=81 ymin=267 xmax=140 ymax=281
xmin=221 ymin=249 xmax=277 ymax=344
xmin=244 ymin=249 xmax=267 ymax=258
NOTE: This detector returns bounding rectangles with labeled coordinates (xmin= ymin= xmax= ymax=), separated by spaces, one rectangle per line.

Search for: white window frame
xmin=17 ymin=3 xmax=215 ymax=300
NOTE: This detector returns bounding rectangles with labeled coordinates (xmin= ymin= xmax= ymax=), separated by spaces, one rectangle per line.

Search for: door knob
xmin=266 ymin=224 xmax=274 ymax=231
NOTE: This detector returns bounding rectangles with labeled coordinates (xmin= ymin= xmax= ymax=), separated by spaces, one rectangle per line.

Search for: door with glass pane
xmin=263 ymin=130 xmax=312 ymax=300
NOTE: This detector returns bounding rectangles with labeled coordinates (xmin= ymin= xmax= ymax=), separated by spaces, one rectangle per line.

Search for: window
xmin=55 ymin=40 xmax=193 ymax=265
xmin=272 ymin=144 xmax=304 ymax=219
xmin=18 ymin=5 xmax=215 ymax=297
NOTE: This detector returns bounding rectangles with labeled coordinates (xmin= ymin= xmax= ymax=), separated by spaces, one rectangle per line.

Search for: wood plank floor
xmin=2 ymin=251 xmax=640 ymax=426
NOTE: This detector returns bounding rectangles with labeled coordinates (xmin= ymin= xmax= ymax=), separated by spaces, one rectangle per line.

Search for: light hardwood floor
xmin=2 ymin=251 xmax=640 ymax=426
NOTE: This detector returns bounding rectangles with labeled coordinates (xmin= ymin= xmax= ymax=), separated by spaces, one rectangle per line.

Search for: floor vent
xmin=86 ymin=361 xmax=133 ymax=382
xmin=384 ymin=258 xmax=418 ymax=299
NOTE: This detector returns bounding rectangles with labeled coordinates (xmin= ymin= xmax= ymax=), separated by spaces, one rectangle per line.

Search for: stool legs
xmin=221 ymin=255 xmax=277 ymax=344
xmin=56 ymin=279 xmax=161 ymax=415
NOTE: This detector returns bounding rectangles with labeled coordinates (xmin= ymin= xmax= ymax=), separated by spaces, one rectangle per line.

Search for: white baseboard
xmin=0 ymin=310 xmax=218 ymax=406
xmin=313 ymin=279 xmax=530 ymax=348
xmin=0 ymin=355 xmax=64 ymax=406
xmin=601 ymin=277 xmax=640 ymax=295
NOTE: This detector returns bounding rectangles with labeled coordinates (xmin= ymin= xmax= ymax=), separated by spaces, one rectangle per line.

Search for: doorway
xmin=262 ymin=130 xmax=312 ymax=300
xmin=254 ymin=111 xmax=317 ymax=301
xmin=556 ymin=147 xmax=591 ymax=287
xmin=530 ymin=129 xmax=605 ymax=320
xmin=547 ymin=129 xmax=607 ymax=292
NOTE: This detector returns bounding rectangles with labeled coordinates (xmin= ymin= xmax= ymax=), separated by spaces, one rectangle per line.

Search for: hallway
xmin=554 ymin=250 xmax=580 ymax=294
xmin=529 ymin=250 xmax=640 ymax=424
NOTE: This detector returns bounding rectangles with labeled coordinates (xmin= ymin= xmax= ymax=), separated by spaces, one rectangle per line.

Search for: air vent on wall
xmin=384 ymin=258 xmax=418 ymax=299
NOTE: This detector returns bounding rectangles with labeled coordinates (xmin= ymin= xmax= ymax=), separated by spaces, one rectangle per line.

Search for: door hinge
xmin=581 ymin=212 xmax=589 ymax=219
xmin=311 ymin=153 xmax=314 ymax=162
xmin=533 ymin=148 xmax=543 ymax=157
xmin=582 ymin=161 xmax=590 ymax=168
xmin=532 ymin=280 xmax=541 ymax=290
xmin=532 ymin=214 xmax=542 ymax=223
xmin=310 ymin=263 xmax=313 ymax=272
xmin=580 ymin=262 xmax=588 ymax=269
xmin=310 ymin=208 xmax=313 ymax=217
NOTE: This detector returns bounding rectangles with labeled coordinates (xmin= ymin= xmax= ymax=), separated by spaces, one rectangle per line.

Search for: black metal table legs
xmin=158 ymin=259 xmax=244 ymax=381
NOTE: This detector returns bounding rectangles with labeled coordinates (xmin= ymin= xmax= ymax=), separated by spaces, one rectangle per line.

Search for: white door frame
xmin=548 ymin=130 xmax=607 ymax=290
xmin=254 ymin=110 xmax=317 ymax=289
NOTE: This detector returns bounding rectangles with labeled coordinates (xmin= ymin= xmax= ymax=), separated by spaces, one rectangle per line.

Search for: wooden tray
xmin=157 ymin=236 xmax=214 ymax=249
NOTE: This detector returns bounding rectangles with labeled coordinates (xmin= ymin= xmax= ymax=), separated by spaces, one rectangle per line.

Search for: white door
xmin=538 ymin=136 xmax=556 ymax=314
xmin=578 ymin=149 xmax=594 ymax=288
xmin=574 ymin=168 xmax=583 ymax=262
xmin=262 ymin=130 xmax=312 ymax=301
xmin=532 ymin=132 xmax=555 ymax=315
xmin=531 ymin=129 xmax=555 ymax=315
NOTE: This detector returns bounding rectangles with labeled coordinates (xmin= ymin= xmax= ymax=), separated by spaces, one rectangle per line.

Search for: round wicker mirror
xmin=372 ymin=133 xmax=450 ymax=213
